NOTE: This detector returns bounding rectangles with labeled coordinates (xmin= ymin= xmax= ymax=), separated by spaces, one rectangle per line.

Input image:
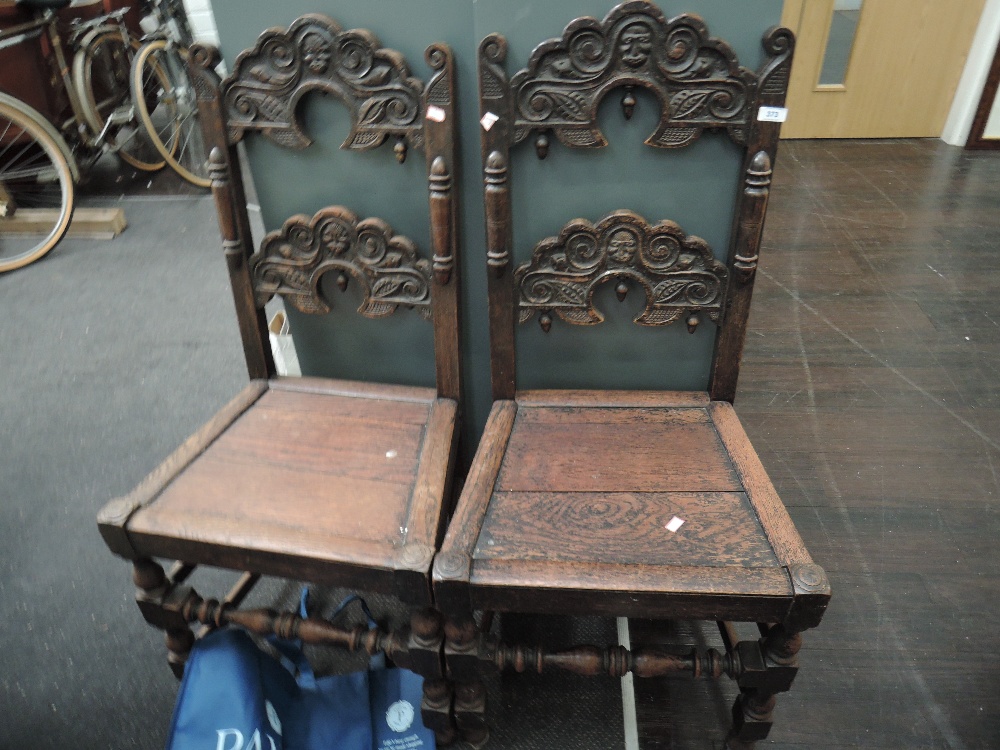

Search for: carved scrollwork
xmin=508 ymin=1 xmax=758 ymax=149
xmin=515 ymin=210 xmax=728 ymax=328
xmin=222 ymin=14 xmax=425 ymax=152
xmin=251 ymin=206 xmax=432 ymax=319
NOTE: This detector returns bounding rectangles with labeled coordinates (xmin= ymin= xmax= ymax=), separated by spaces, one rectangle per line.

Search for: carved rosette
xmin=222 ymin=14 xmax=424 ymax=151
xmin=515 ymin=210 xmax=728 ymax=328
xmin=251 ymin=206 xmax=432 ymax=319
xmin=508 ymin=1 xmax=757 ymax=149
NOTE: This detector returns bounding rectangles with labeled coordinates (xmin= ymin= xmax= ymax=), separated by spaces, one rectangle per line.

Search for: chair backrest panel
xmin=478 ymin=1 xmax=793 ymax=402
xmin=190 ymin=18 xmax=461 ymax=402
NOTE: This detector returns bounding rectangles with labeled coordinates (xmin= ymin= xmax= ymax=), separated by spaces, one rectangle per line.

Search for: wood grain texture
xmin=269 ymin=375 xmax=436 ymax=405
xmin=469 ymin=559 xmax=791 ymax=621
xmin=119 ymin=382 xmax=452 ymax=600
xmin=709 ymin=401 xmax=813 ymax=568
xmin=495 ymin=405 xmax=741 ymax=493
xmin=96 ymin=381 xmax=268 ymax=559
xmin=515 ymin=390 xmax=710 ymax=408
xmin=707 ymin=26 xmax=791 ymax=401
xmin=433 ymin=401 xmax=517 ymax=610
xmin=403 ymin=398 xmax=460 ymax=548
xmin=475 ymin=491 xmax=779 ymax=568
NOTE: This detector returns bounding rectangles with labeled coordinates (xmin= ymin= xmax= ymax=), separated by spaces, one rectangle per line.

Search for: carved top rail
xmin=221 ymin=13 xmax=427 ymax=155
xmin=515 ymin=210 xmax=727 ymax=331
xmin=480 ymin=1 xmax=794 ymax=151
xmin=250 ymin=206 xmax=432 ymax=319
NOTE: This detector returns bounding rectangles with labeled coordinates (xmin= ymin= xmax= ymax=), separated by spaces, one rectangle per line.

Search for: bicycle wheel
xmin=132 ymin=40 xmax=210 ymax=187
xmin=0 ymin=96 xmax=76 ymax=273
xmin=73 ymin=28 xmax=165 ymax=172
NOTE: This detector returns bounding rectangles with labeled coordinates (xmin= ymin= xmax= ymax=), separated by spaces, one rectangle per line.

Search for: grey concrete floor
xmin=0 ymin=165 xmax=247 ymax=747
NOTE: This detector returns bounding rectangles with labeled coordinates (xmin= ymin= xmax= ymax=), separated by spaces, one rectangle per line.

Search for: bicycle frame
xmin=0 ymin=7 xmax=136 ymax=161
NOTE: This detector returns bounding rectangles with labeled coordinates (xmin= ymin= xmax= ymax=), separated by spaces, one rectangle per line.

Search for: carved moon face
xmin=301 ymin=34 xmax=331 ymax=74
xmin=619 ymin=23 xmax=654 ymax=69
xmin=608 ymin=229 xmax=638 ymax=263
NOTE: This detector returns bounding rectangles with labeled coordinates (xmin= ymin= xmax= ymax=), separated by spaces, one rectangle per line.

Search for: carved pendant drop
xmin=394 ymin=137 xmax=408 ymax=164
xmin=534 ymin=132 xmax=550 ymax=160
xmin=622 ymin=87 xmax=636 ymax=120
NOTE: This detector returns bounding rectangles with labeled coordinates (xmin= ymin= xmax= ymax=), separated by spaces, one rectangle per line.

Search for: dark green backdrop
xmin=209 ymin=1 xmax=783 ymax=440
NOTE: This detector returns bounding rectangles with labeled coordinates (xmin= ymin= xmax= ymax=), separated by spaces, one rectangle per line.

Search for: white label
xmin=385 ymin=700 xmax=415 ymax=732
xmin=426 ymin=105 xmax=446 ymax=122
xmin=480 ymin=111 xmax=500 ymax=131
xmin=757 ymin=106 xmax=788 ymax=123
xmin=665 ymin=516 xmax=685 ymax=533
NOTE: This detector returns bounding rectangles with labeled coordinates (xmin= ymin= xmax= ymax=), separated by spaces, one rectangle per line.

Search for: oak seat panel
xmin=439 ymin=393 xmax=811 ymax=619
xmin=124 ymin=380 xmax=454 ymax=587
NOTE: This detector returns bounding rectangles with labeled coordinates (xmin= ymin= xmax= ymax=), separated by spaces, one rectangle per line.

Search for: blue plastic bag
xmin=164 ymin=593 xmax=435 ymax=750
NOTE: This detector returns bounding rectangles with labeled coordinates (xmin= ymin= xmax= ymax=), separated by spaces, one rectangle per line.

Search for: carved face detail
xmin=619 ymin=24 xmax=653 ymax=69
xmin=302 ymin=34 xmax=331 ymax=74
xmin=608 ymin=230 xmax=638 ymax=263
xmin=321 ymin=222 xmax=350 ymax=255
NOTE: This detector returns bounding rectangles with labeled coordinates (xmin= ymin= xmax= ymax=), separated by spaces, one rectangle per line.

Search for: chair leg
xmin=406 ymin=608 xmax=458 ymax=745
xmin=726 ymin=624 xmax=803 ymax=748
xmin=444 ymin=612 xmax=489 ymax=748
xmin=132 ymin=558 xmax=195 ymax=678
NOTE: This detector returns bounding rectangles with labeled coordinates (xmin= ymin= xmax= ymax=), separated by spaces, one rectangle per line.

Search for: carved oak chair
xmin=433 ymin=3 xmax=830 ymax=748
xmin=97 ymin=15 xmax=461 ymax=742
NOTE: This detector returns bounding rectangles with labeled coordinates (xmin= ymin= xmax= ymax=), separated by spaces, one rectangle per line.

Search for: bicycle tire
xmin=132 ymin=40 xmax=211 ymax=187
xmin=0 ymin=96 xmax=76 ymax=273
xmin=72 ymin=27 xmax=165 ymax=172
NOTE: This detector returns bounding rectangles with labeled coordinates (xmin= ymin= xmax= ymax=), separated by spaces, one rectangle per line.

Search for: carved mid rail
xmin=514 ymin=209 xmax=728 ymax=332
xmin=251 ymin=205 xmax=433 ymax=318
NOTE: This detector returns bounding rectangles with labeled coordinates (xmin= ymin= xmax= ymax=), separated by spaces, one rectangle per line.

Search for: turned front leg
xmin=726 ymin=624 xmax=802 ymax=748
xmin=444 ymin=612 xmax=489 ymax=748
xmin=132 ymin=558 xmax=194 ymax=678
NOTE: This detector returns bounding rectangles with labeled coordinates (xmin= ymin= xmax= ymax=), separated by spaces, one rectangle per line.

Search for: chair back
xmin=477 ymin=1 xmax=794 ymax=402
xmin=189 ymin=15 xmax=461 ymax=401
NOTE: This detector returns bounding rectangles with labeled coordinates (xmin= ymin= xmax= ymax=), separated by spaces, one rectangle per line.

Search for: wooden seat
xmin=97 ymin=15 xmax=461 ymax=742
xmin=433 ymin=4 xmax=830 ymax=748
xmin=454 ymin=392 xmax=807 ymax=621
xmin=111 ymin=379 xmax=455 ymax=598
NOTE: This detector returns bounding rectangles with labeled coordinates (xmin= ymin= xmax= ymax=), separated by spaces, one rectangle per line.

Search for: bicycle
xmin=0 ymin=0 xmax=164 ymax=272
xmin=130 ymin=0 xmax=210 ymax=187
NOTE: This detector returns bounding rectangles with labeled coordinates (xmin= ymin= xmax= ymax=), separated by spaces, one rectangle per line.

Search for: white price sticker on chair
xmin=665 ymin=516 xmax=685 ymax=533
xmin=426 ymin=105 xmax=446 ymax=122
xmin=757 ymin=106 xmax=788 ymax=123
xmin=480 ymin=111 xmax=500 ymax=131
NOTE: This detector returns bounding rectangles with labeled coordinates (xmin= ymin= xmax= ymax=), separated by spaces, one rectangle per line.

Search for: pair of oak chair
xmin=97 ymin=3 xmax=830 ymax=748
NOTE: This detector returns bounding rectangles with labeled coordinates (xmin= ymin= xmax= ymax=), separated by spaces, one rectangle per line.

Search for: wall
xmin=181 ymin=0 xmax=218 ymax=44
xmin=942 ymin=0 xmax=1000 ymax=144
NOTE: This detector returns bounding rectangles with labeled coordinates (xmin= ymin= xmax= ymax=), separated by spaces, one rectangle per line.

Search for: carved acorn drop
xmin=539 ymin=312 xmax=552 ymax=333
xmin=621 ymin=87 xmax=636 ymax=120
xmin=394 ymin=136 xmax=407 ymax=164
xmin=615 ymin=281 xmax=629 ymax=301
xmin=535 ymin=132 xmax=549 ymax=160
xmin=686 ymin=313 xmax=700 ymax=334
xmin=336 ymin=273 xmax=349 ymax=292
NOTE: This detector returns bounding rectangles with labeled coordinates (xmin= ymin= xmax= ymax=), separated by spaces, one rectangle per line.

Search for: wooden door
xmin=781 ymin=0 xmax=986 ymax=138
